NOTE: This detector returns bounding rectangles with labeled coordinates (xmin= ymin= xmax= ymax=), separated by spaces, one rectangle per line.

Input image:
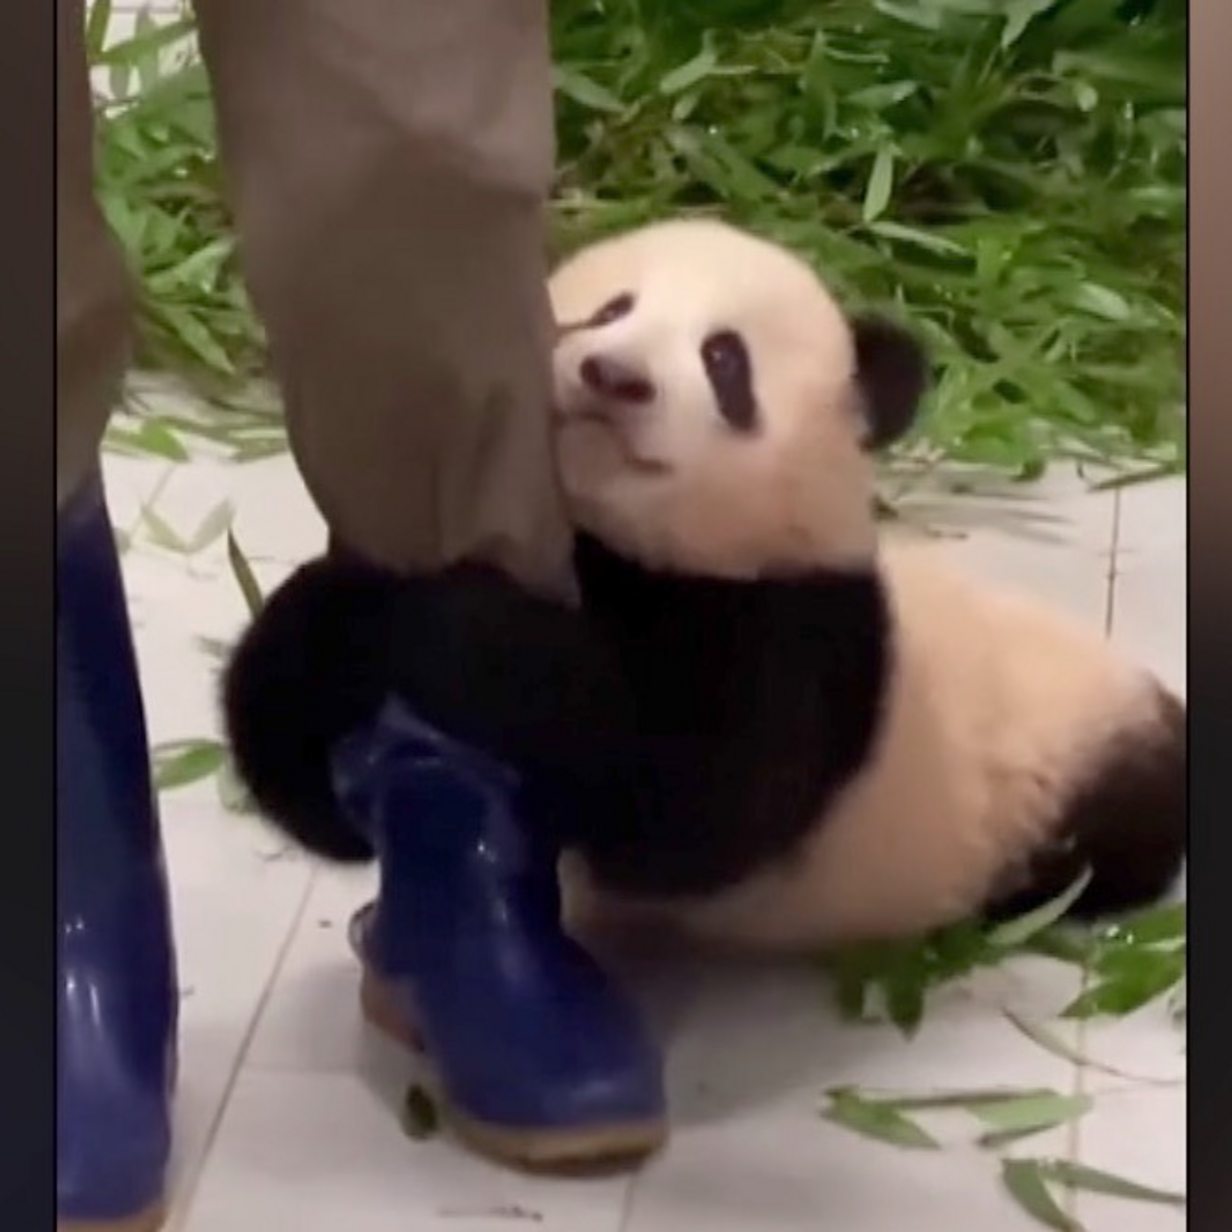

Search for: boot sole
xmin=59 ymin=1205 xmax=165 ymax=1232
xmin=359 ymin=967 xmax=667 ymax=1171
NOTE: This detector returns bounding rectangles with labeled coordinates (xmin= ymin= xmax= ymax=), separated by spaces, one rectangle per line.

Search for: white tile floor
xmin=99 ymin=407 xmax=1186 ymax=1232
xmin=86 ymin=9 xmax=1186 ymax=1229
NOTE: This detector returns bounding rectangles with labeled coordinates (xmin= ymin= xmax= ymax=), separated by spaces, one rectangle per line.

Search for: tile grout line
xmin=1101 ymin=486 xmax=1123 ymax=639
xmin=167 ymin=863 xmax=320 ymax=1231
xmin=1063 ymin=485 xmax=1124 ymax=1220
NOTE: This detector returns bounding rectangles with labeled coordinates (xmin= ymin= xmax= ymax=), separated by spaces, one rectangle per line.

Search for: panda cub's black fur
xmin=984 ymin=686 xmax=1187 ymax=921
xmin=569 ymin=535 xmax=891 ymax=897
xmin=222 ymin=556 xmax=648 ymax=863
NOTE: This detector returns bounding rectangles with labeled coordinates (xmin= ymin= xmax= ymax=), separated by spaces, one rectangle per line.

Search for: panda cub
xmin=548 ymin=218 xmax=1186 ymax=950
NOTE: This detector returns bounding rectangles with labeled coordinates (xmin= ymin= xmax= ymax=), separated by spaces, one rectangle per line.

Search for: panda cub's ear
xmin=850 ymin=314 xmax=929 ymax=451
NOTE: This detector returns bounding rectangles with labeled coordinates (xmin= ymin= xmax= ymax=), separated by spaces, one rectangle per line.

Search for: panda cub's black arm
xmin=571 ymin=533 xmax=891 ymax=897
xmin=222 ymin=554 xmax=645 ymax=861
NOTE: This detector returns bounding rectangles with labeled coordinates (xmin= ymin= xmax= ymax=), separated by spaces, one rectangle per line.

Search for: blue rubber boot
xmin=334 ymin=698 xmax=667 ymax=1169
xmin=58 ymin=476 xmax=177 ymax=1232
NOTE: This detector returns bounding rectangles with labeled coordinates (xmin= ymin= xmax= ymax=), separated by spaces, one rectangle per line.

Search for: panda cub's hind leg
xmin=984 ymin=686 xmax=1186 ymax=924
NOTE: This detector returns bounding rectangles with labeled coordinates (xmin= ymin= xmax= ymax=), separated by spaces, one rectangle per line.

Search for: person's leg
xmin=57 ymin=0 xmax=131 ymax=509
xmin=194 ymin=0 xmax=665 ymax=1165
xmin=56 ymin=10 xmax=177 ymax=1229
xmin=192 ymin=0 xmax=572 ymax=595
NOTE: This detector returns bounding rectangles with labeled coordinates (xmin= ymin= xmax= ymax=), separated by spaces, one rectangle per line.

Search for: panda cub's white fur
xmin=664 ymin=543 xmax=1163 ymax=946
xmin=548 ymin=219 xmax=1185 ymax=951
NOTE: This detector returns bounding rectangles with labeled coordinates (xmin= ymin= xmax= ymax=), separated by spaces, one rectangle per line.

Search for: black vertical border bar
xmin=1190 ymin=0 xmax=1232 ymax=1227
xmin=0 ymin=0 xmax=56 ymax=1228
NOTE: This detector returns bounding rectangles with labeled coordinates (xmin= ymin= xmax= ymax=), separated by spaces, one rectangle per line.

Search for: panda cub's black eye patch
xmin=701 ymin=330 xmax=758 ymax=432
xmin=589 ymin=293 xmax=635 ymax=328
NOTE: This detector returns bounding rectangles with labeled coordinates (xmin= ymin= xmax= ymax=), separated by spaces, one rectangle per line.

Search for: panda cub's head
xmin=549 ymin=219 xmax=929 ymax=578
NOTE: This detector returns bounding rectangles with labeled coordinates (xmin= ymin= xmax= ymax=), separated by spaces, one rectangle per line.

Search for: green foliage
xmin=91 ymin=0 xmax=1184 ymax=475
xmin=821 ymin=1087 xmax=1184 ymax=1229
xmin=826 ymin=877 xmax=1186 ymax=1034
xmin=823 ymin=1086 xmax=1184 ymax=1229
xmin=823 ymin=1085 xmax=1093 ymax=1151
xmin=1001 ymin=1158 xmax=1184 ymax=1230
xmin=151 ymin=738 xmax=227 ymax=789
xmin=547 ymin=0 xmax=1185 ymax=473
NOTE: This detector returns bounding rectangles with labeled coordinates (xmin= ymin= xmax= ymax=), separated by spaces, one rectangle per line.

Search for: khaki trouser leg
xmin=192 ymin=0 xmax=572 ymax=594
xmin=57 ymin=0 xmax=134 ymax=509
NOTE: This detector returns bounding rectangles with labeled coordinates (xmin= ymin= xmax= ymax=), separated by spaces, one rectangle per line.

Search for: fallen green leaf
xmin=986 ymin=870 xmax=1093 ymax=949
xmin=1097 ymin=901 xmax=1186 ymax=946
xmin=1062 ymin=952 xmax=1185 ymax=1020
xmin=822 ymin=1088 xmax=939 ymax=1150
xmin=1001 ymin=1159 xmax=1083 ymax=1232
xmin=105 ymin=418 xmax=189 ymax=462
xmin=184 ymin=499 xmax=235 ymax=554
xmin=153 ymin=740 xmax=227 ymax=790
xmin=1031 ymin=1159 xmax=1184 ymax=1208
xmin=226 ymin=530 xmax=264 ymax=618
xmin=972 ymin=1092 xmax=1092 ymax=1147
xmin=141 ymin=506 xmax=189 ymax=554
xmin=870 ymin=1087 xmax=1056 ymax=1113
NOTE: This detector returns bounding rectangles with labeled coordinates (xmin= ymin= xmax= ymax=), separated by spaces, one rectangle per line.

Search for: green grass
xmin=92 ymin=0 xmax=1184 ymax=477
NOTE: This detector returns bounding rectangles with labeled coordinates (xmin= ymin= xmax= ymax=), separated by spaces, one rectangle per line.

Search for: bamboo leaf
xmin=226 ymin=530 xmax=264 ymax=618
xmin=1061 ymin=960 xmax=1184 ymax=1019
xmin=153 ymin=740 xmax=226 ymax=790
xmin=1098 ymin=901 xmax=1186 ymax=945
xmin=1033 ymin=1159 xmax=1184 ymax=1208
xmin=1001 ymin=1159 xmax=1083 ymax=1232
xmin=986 ymin=870 xmax=1092 ymax=948
xmin=105 ymin=420 xmax=189 ymax=463
xmin=1003 ymin=1011 xmax=1174 ymax=1083
xmin=1088 ymin=463 xmax=1181 ymax=492
xmin=660 ymin=45 xmax=719 ymax=96
xmin=184 ymin=499 xmax=235 ymax=554
xmin=85 ymin=0 xmax=113 ymax=60
xmin=1070 ymin=284 xmax=1132 ymax=323
xmin=94 ymin=15 xmax=195 ymax=68
xmin=553 ymin=67 xmax=624 ymax=114
xmin=822 ymin=1088 xmax=940 ymax=1150
xmin=141 ymin=506 xmax=189 ymax=554
xmin=869 ymin=221 xmax=970 ymax=259
xmin=863 ymin=147 xmax=895 ymax=224
xmin=1003 ymin=1 xmax=1061 ymax=49
xmin=971 ymin=1092 xmax=1092 ymax=1146
xmin=871 ymin=1087 xmax=1055 ymax=1112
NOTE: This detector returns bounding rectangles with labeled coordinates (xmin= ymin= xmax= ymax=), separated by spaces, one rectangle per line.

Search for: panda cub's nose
xmin=580 ymin=354 xmax=655 ymax=404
